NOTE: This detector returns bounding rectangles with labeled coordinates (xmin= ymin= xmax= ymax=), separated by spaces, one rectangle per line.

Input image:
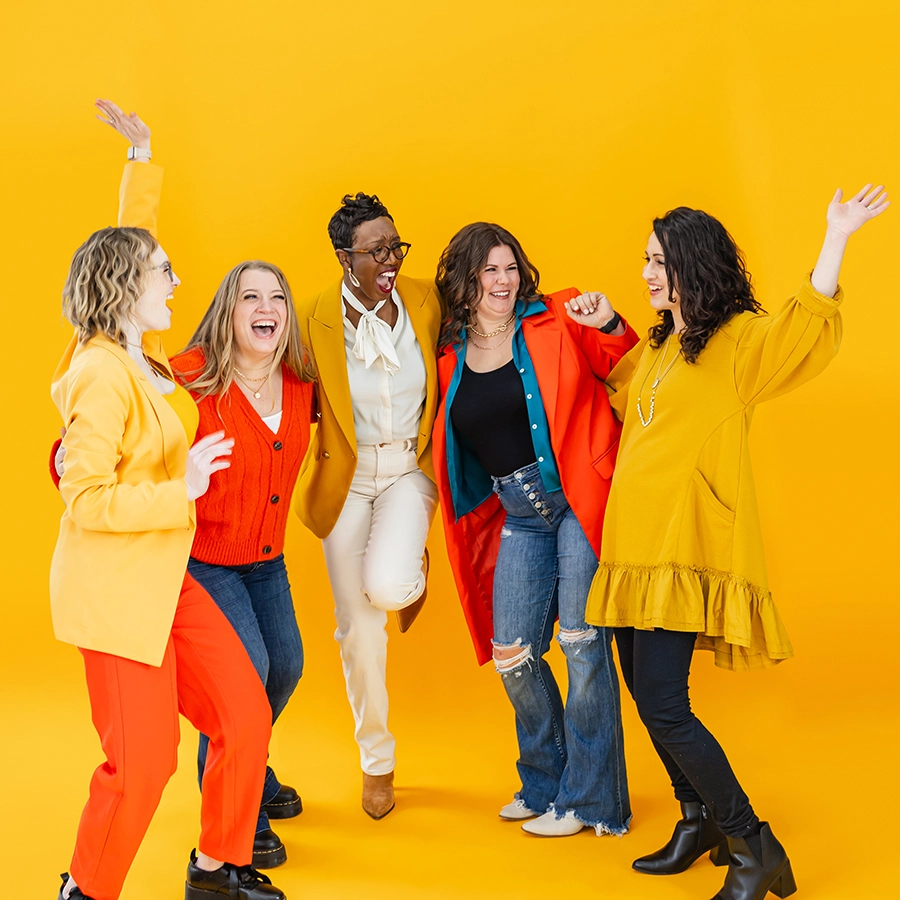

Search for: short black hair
xmin=327 ymin=193 xmax=393 ymax=250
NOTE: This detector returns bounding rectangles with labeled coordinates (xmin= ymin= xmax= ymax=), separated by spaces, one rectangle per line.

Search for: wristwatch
xmin=598 ymin=311 xmax=621 ymax=334
xmin=127 ymin=146 xmax=152 ymax=161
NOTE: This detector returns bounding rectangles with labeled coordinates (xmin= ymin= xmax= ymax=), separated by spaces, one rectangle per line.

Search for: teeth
xmin=253 ymin=320 xmax=276 ymax=327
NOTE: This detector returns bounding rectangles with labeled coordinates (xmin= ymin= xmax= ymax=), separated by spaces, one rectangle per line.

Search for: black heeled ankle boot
xmin=633 ymin=800 xmax=728 ymax=875
xmin=185 ymin=850 xmax=287 ymax=900
xmin=711 ymin=822 xmax=797 ymax=900
xmin=58 ymin=873 xmax=95 ymax=900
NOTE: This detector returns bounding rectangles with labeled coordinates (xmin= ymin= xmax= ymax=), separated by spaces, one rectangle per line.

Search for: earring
xmin=347 ymin=268 xmax=361 ymax=288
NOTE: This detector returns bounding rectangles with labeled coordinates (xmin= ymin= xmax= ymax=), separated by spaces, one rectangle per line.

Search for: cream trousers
xmin=322 ymin=441 xmax=438 ymax=775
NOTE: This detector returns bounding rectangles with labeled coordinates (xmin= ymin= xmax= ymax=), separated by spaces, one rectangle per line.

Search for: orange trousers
xmin=69 ymin=573 xmax=272 ymax=900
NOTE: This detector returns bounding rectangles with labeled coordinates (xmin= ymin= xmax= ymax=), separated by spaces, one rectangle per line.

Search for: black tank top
xmin=450 ymin=359 xmax=537 ymax=477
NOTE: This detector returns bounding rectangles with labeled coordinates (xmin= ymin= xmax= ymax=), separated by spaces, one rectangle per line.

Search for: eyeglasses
xmin=341 ymin=242 xmax=412 ymax=264
xmin=156 ymin=261 xmax=176 ymax=283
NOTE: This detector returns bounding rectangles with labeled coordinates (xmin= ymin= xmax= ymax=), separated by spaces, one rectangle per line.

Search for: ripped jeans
xmin=491 ymin=462 xmax=630 ymax=832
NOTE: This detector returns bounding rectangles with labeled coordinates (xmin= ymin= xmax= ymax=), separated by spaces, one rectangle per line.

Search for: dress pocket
xmin=676 ymin=470 xmax=736 ymax=571
xmin=691 ymin=470 xmax=735 ymax=523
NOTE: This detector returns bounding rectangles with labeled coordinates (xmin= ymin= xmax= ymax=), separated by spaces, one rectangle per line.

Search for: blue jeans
xmin=188 ymin=554 xmax=303 ymax=834
xmin=491 ymin=462 xmax=630 ymax=832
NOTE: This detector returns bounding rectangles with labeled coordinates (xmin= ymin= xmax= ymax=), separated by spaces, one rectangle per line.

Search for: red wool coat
xmin=433 ymin=288 xmax=638 ymax=664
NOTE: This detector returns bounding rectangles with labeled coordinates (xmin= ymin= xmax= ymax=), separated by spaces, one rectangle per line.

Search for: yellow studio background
xmin=2 ymin=1 xmax=898 ymax=898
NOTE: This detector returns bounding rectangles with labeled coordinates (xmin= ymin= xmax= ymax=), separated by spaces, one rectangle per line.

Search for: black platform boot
xmin=633 ymin=801 xmax=728 ymax=875
xmin=185 ymin=850 xmax=286 ymax=900
xmin=711 ymin=822 xmax=797 ymax=900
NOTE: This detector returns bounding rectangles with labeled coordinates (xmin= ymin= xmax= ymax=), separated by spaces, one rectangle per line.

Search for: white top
xmin=342 ymin=283 xmax=427 ymax=445
xmin=261 ymin=410 xmax=282 ymax=433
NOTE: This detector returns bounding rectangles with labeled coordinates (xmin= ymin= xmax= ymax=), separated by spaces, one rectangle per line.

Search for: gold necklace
xmin=469 ymin=312 xmax=515 ymax=338
xmin=636 ymin=336 xmax=681 ymax=427
xmin=234 ymin=369 xmax=271 ymax=400
xmin=468 ymin=327 xmax=514 ymax=352
xmin=234 ymin=367 xmax=269 ymax=383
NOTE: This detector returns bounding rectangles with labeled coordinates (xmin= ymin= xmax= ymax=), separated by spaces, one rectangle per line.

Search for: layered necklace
xmin=636 ymin=336 xmax=681 ymax=427
xmin=468 ymin=312 xmax=516 ymax=350
xmin=234 ymin=366 xmax=272 ymax=400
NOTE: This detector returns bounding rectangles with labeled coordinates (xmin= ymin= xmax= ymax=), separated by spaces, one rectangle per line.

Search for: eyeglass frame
xmin=156 ymin=261 xmax=176 ymax=283
xmin=340 ymin=241 xmax=412 ymax=265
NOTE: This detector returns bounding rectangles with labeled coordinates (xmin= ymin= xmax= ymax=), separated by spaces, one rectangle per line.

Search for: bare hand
xmin=564 ymin=292 xmax=617 ymax=330
xmin=95 ymin=99 xmax=152 ymax=150
xmin=55 ymin=427 xmax=67 ymax=478
xmin=185 ymin=431 xmax=234 ymax=501
xmin=826 ymin=184 xmax=889 ymax=237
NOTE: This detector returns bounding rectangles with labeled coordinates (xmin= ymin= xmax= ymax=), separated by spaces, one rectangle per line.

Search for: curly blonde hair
xmin=176 ymin=260 xmax=315 ymax=400
xmin=62 ymin=226 xmax=159 ymax=347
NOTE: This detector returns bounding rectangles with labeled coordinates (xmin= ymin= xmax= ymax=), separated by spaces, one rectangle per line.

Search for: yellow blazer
xmin=49 ymin=163 xmax=198 ymax=665
xmin=293 ymin=275 xmax=443 ymax=538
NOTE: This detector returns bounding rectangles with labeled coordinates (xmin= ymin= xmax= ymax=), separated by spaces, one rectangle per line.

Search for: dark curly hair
xmin=327 ymin=193 xmax=394 ymax=251
xmin=437 ymin=222 xmax=542 ymax=348
xmin=649 ymin=207 xmax=762 ymax=364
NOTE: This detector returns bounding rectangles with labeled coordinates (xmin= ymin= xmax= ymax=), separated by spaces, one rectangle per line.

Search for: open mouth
xmin=490 ymin=290 xmax=510 ymax=300
xmin=648 ymin=284 xmax=664 ymax=297
xmin=375 ymin=268 xmax=397 ymax=294
xmin=252 ymin=319 xmax=278 ymax=338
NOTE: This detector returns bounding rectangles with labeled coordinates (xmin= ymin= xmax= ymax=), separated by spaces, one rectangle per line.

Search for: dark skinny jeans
xmin=615 ymin=627 xmax=760 ymax=837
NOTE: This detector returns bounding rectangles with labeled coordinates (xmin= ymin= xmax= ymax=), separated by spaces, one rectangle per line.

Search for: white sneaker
xmin=522 ymin=809 xmax=587 ymax=836
xmin=498 ymin=798 xmax=539 ymax=820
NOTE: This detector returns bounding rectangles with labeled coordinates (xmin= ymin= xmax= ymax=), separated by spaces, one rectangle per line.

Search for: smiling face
xmin=231 ymin=268 xmax=287 ymax=363
xmin=643 ymin=232 xmax=681 ymax=312
xmin=131 ymin=244 xmax=179 ymax=334
xmin=339 ymin=216 xmax=404 ymax=302
xmin=475 ymin=244 xmax=520 ymax=322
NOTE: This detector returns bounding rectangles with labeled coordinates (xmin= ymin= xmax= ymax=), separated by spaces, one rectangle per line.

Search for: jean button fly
xmin=529 ymin=493 xmax=536 ymax=500
xmin=535 ymin=501 xmax=543 ymax=508
xmin=523 ymin=483 xmax=531 ymax=490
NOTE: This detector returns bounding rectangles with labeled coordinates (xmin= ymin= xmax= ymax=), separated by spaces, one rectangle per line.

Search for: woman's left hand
xmin=95 ymin=98 xmax=152 ymax=150
xmin=564 ymin=292 xmax=617 ymax=330
xmin=826 ymin=184 xmax=889 ymax=237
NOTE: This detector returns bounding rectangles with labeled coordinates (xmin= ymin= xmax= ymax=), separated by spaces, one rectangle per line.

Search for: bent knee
xmin=492 ymin=640 xmax=534 ymax=675
xmin=363 ymin=577 xmax=423 ymax=612
xmin=557 ymin=626 xmax=599 ymax=652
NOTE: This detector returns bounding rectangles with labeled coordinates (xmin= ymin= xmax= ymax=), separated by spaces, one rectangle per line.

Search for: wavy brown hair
xmin=436 ymin=222 xmax=542 ymax=347
xmin=62 ymin=226 xmax=159 ymax=347
xmin=649 ymin=207 xmax=762 ymax=363
xmin=175 ymin=260 xmax=315 ymax=400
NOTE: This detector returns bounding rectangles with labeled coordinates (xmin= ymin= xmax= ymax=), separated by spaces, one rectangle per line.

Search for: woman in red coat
xmin=432 ymin=223 xmax=638 ymax=836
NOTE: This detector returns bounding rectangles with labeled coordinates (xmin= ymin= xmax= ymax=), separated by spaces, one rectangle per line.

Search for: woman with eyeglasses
xmin=292 ymin=195 xmax=442 ymax=818
xmin=55 ymin=99 xmax=316 ymax=873
xmin=585 ymin=186 xmax=887 ymax=899
xmin=51 ymin=227 xmax=286 ymax=898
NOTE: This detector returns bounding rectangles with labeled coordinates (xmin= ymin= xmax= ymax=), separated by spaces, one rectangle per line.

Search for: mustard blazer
xmin=293 ymin=275 xmax=443 ymax=538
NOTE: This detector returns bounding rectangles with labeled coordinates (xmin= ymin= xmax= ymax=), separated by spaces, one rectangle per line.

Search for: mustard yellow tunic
xmin=585 ymin=277 xmax=842 ymax=671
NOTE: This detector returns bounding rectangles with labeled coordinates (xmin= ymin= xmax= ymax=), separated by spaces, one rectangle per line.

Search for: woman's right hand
xmin=95 ymin=98 xmax=151 ymax=150
xmin=185 ymin=431 xmax=234 ymax=501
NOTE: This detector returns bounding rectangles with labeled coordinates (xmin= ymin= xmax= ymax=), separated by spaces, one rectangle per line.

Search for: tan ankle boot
xmin=396 ymin=549 xmax=429 ymax=634
xmin=362 ymin=771 xmax=395 ymax=819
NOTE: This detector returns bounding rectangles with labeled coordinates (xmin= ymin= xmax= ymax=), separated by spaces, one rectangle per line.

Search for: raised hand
xmin=185 ymin=432 xmax=234 ymax=501
xmin=564 ymin=292 xmax=620 ymax=331
xmin=95 ymin=98 xmax=152 ymax=150
xmin=826 ymin=184 xmax=889 ymax=237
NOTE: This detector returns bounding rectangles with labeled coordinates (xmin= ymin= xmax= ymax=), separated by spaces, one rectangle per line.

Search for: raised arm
xmin=95 ymin=98 xmax=163 ymax=235
xmin=811 ymin=183 xmax=889 ymax=297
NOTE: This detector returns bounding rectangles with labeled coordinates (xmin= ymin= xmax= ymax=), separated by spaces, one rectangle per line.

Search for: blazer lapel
xmin=522 ymin=308 xmax=561 ymax=430
xmin=309 ymin=280 xmax=356 ymax=450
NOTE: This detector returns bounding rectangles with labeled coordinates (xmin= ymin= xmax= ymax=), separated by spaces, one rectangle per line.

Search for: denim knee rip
xmin=557 ymin=626 xmax=598 ymax=651
xmin=492 ymin=639 xmax=533 ymax=676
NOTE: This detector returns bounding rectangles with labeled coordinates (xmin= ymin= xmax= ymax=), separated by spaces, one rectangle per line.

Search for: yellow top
xmin=585 ymin=277 xmax=843 ymax=671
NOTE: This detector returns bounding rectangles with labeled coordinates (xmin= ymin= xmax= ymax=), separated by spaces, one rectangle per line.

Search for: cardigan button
xmin=270 ymin=495 xmax=280 ymax=504
xmin=262 ymin=545 xmax=272 ymax=554
xmin=273 ymin=441 xmax=283 ymax=450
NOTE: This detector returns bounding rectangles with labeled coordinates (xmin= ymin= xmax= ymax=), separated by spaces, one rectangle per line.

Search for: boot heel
xmin=709 ymin=842 xmax=729 ymax=866
xmin=769 ymin=862 xmax=797 ymax=898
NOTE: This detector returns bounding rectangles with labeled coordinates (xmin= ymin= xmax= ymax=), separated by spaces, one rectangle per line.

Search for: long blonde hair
xmin=176 ymin=260 xmax=315 ymax=399
xmin=62 ymin=226 xmax=159 ymax=347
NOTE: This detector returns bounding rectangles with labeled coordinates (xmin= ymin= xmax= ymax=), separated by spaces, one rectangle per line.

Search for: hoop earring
xmin=347 ymin=268 xmax=361 ymax=289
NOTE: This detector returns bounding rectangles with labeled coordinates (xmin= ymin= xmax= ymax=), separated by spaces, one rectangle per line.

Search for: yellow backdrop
xmin=2 ymin=1 xmax=898 ymax=898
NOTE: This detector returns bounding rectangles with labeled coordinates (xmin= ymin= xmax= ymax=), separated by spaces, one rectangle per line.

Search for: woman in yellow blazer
xmin=52 ymin=225 xmax=286 ymax=900
xmin=293 ymin=196 xmax=442 ymax=818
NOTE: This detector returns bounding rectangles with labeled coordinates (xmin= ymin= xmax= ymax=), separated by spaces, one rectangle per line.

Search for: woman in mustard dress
xmin=585 ymin=185 xmax=888 ymax=900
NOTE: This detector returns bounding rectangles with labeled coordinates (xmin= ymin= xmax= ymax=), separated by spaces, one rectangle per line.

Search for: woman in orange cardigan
xmin=52 ymin=225 xmax=286 ymax=900
xmin=432 ymin=222 xmax=638 ymax=836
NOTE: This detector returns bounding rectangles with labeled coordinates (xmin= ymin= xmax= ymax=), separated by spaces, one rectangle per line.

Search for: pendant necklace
xmin=636 ymin=336 xmax=681 ymax=427
xmin=234 ymin=367 xmax=271 ymax=400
